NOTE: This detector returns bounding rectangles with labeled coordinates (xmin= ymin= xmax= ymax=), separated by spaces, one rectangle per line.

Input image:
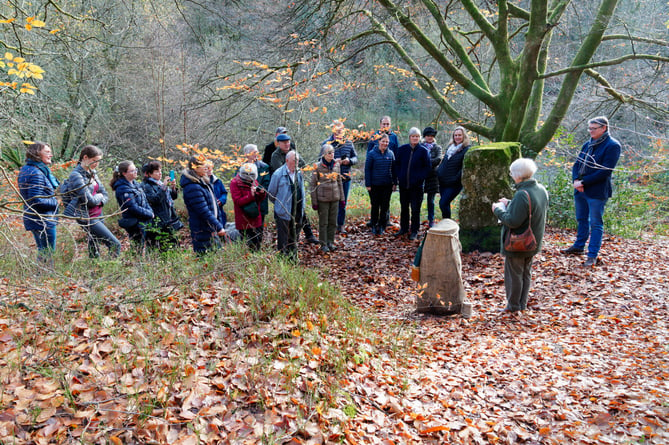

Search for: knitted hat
xmin=239 ymin=163 xmax=258 ymax=183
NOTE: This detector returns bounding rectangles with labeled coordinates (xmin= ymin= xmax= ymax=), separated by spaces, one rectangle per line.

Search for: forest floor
xmin=298 ymin=220 xmax=669 ymax=444
xmin=1 ymin=220 xmax=668 ymax=444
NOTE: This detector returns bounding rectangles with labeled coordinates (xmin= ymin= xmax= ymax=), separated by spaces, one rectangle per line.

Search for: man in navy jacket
xmin=561 ymin=116 xmax=621 ymax=266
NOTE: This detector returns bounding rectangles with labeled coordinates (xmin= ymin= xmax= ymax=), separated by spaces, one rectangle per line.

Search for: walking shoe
xmin=320 ymin=245 xmax=330 ymax=253
xmin=560 ymin=246 xmax=584 ymax=255
xmin=306 ymin=236 xmax=320 ymax=245
xmin=408 ymin=232 xmax=418 ymax=240
xmin=337 ymin=225 xmax=347 ymax=234
xmin=583 ymin=257 xmax=598 ymax=267
xmin=327 ymin=243 xmax=336 ymax=251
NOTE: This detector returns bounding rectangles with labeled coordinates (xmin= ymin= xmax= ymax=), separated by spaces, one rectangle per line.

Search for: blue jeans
xmin=337 ymin=179 xmax=351 ymax=227
xmin=31 ymin=227 xmax=56 ymax=263
xmin=80 ymin=218 xmax=121 ymax=258
xmin=574 ymin=192 xmax=608 ymax=258
xmin=439 ymin=185 xmax=463 ymax=219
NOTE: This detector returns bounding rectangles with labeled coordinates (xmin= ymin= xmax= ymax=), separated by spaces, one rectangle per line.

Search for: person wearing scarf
xmin=310 ymin=144 xmax=344 ymax=253
xmin=437 ymin=126 xmax=471 ymax=220
xmin=180 ymin=156 xmax=226 ymax=254
xmin=561 ymin=116 xmax=621 ymax=267
xmin=18 ymin=142 xmax=60 ymax=265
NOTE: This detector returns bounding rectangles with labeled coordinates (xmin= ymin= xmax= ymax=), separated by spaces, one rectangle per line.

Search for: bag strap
xmin=523 ymin=190 xmax=532 ymax=224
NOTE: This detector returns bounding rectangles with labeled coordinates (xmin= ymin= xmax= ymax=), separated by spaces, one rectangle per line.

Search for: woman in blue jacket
xmin=111 ymin=161 xmax=155 ymax=248
xmin=141 ymin=161 xmax=183 ymax=248
xmin=18 ymin=141 xmax=59 ymax=264
xmin=180 ymin=156 xmax=226 ymax=254
xmin=364 ymin=134 xmax=396 ymax=235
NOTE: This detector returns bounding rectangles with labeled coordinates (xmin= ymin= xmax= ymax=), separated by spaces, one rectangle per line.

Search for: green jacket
xmin=493 ymin=178 xmax=549 ymax=258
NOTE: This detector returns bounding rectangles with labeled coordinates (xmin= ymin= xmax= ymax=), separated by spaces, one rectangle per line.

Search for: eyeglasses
xmin=588 ymin=125 xmax=602 ymax=131
xmin=128 ymin=169 xmax=138 ymax=173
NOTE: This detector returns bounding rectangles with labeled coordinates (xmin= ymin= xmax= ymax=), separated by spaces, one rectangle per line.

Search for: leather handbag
xmin=504 ymin=190 xmax=537 ymax=252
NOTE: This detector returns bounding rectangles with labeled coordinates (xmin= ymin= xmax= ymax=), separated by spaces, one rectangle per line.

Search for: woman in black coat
xmin=437 ymin=126 xmax=470 ymax=219
xmin=110 ymin=161 xmax=155 ymax=248
xmin=422 ymin=126 xmax=442 ymax=227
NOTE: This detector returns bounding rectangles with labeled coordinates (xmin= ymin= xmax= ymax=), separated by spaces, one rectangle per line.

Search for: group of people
xmin=364 ymin=116 xmax=470 ymax=240
xmin=18 ymin=115 xmax=621 ymax=316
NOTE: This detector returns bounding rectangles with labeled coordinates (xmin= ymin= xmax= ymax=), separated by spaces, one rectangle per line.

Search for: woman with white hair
xmin=492 ymin=158 xmax=549 ymax=313
xmin=242 ymin=144 xmax=271 ymax=226
xmin=395 ymin=127 xmax=432 ymax=240
xmin=231 ymin=162 xmax=267 ymax=251
xmin=310 ymin=144 xmax=344 ymax=253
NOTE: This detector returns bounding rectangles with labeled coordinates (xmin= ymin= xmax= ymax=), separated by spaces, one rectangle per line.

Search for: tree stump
xmin=416 ymin=219 xmax=470 ymax=316
xmin=459 ymin=143 xmax=521 ymax=252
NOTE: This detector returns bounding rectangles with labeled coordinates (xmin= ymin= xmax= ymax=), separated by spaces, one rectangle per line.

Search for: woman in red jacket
xmin=230 ymin=163 xmax=267 ymax=251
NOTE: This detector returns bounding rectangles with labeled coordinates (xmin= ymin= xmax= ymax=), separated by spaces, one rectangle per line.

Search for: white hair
xmin=509 ymin=158 xmax=538 ymax=181
xmin=408 ymin=127 xmax=421 ymax=137
xmin=243 ymin=144 xmax=259 ymax=155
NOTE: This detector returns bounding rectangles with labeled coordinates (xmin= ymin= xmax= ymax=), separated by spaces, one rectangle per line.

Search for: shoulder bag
xmin=504 ymin=190 xmax=537 ymax=252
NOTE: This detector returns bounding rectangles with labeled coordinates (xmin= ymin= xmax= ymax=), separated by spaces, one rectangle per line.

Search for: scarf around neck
xmin=27 ymin=159 xmax=59 ymax=188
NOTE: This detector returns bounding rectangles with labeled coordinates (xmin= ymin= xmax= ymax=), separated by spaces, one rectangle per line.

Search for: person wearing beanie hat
xmin=231 ymin=162 xmax=266 ymax=251
xmin=422 ymin=126 xmax=443 ymax=227
xmin=561 ymin=116 xmax=621 ymax=267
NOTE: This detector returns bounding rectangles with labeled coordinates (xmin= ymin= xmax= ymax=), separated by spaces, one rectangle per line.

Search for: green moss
xmin=463 ymin=143 xmax=521 ymax=169
xmin=459 ymin=226 xmax=502 ymax=253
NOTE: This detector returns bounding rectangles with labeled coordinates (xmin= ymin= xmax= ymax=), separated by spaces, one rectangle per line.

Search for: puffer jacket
xmin=18 ymin=160 xmax=59 ymax=231
xmin=113 ymin=177 xmax=154 ymax=227
xmin=424 ymin=142 xmax=443 ymax=194
xmin=437 ymin=145 xmax=469 ymax=188
xmin=211 ymin=173 xmax=228 ymax=226
xmin=322 ymin=136 xmax=358 ymax=180
xmin=310 ymin=159 xmax=344 ymax=203
xmin=63 ymin=164 xmax=109 ymax=219
xmin=180 ymin=169 xmax=224 ymax=240
xmin=364 ymin=146 xmax=396 ymax=187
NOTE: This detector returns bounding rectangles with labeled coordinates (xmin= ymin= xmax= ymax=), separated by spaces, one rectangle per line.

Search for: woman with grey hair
xmin=492 ymin=158 xmax=549 ymax=313
xmin=231 ymin=162 xmax=267 ymax=251
xmin=242 ymin=144 xmax=271 ymax=227
xmin=310 ymin=144 xmax=344 ymax=252
xmin=395 ymin=127 xmax=432 ymax=240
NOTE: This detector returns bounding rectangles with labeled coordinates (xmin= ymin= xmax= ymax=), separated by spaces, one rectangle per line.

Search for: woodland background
xmin=1 ymin=1 xmax=669 ymax=443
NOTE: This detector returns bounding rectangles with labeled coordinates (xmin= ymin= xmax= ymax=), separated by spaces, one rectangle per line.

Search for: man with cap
xmin=270 ymin=133 xmax=306 ymax=173
xmin=268 ymin=133 xmax=318 ymax=244
xmin=561 ymin=116 xmax=621 ymax=267
xmin=263 ymin=126 xmax=296 ymax=166
xmin=422 ymin=126 xmax=443 ymax=227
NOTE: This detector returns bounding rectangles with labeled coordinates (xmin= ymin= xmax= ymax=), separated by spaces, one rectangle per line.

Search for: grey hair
xmin=588 ymin=116 xmax=609 ymax=128
xmin=286 ymin=150 xmax=298 ymax=162
xmin=320 ymin=144 xmax=334 ymax=156
xmin=408 ymin=127 xmax=421 ymax=137
xmin=243 ymin=144 xmax=259 ymax=155
xmin=509 ymin=158 xmax=538 ymax=181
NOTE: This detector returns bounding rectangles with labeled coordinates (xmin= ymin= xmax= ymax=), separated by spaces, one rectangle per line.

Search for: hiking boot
xmin=320 ymin=245 xmax=330 ymax=253
xmin=583 ymin=257 xmax=598 ymax=267
xmin=306 ymin=236 xmax=320 ymax=245
xmin=561 ymin=246 xmax=584 ymax=255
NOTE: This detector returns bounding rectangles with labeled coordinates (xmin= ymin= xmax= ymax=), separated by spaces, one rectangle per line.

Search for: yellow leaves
xmin=2 ymin=52 xmax=44 ymax=93
xmin=25 ymin=16 xmax=46 ymax=30
xmin=0 ymin=18 xmax=16 ymax=24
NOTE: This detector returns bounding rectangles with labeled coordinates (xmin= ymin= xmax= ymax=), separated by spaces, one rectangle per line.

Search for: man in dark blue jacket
xmin=561 ymin=116 xmax=621 ymax=266
xmin=395 ymin=127 xmax=431 ymax=240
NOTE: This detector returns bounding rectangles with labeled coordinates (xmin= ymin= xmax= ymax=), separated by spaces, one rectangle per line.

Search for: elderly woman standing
xmin=395 ymin=127 xmax=431 ymax=240
xmin=492 ymin=158 xmax=549 ymax=313
xmin=180 ymin=156 xmax=226 ymax=254
xmin=230 ymin=163 xmax=267 ymax=251
xmin=311 ymin=144 xmax=344 ymax=252
xmin=18 ymin=142 xmax=59 ymax=264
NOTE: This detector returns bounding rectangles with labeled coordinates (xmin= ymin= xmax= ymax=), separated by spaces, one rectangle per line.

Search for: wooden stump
xmin=416 ymin=219 xmax=469 ymax=316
